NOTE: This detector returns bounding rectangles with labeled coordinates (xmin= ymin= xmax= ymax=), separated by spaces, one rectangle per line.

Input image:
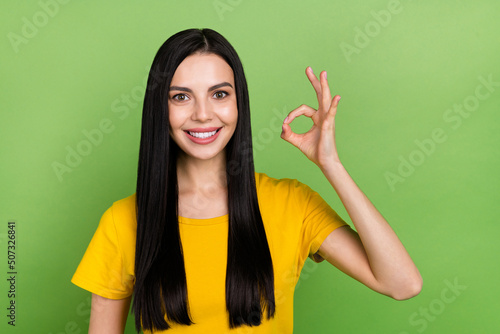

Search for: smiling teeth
xmin=189 ymin=130 xmax=218 ymax=138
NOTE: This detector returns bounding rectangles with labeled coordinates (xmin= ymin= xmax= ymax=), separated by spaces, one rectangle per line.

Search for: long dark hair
xmin=133 ymin=28 xmax=275 ymax=332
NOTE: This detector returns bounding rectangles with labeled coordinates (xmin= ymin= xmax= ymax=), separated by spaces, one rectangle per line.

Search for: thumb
xmin=280 ymin=120 xmax=302 ymax=148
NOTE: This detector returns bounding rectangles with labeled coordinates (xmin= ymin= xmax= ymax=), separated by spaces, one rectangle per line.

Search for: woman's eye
xmin=172 ymin=94 xmax=188 ymax=101
xmin=213 ymin=91 xmax=227 ymax=99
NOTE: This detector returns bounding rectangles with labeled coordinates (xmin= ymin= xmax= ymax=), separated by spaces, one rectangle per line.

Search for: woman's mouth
xmin=184 ymin=127 xmax=222 ymax=144
xmin=187 ymin=129 xmax=219 ymax=138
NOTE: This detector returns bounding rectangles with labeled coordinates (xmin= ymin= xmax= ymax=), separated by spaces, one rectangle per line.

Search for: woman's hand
xmin=281 ymin=67 xmax=342 ymax=169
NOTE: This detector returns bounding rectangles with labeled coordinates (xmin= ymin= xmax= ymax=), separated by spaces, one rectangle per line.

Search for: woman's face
xmin=168 ymin=53 xmax=238 ymax=162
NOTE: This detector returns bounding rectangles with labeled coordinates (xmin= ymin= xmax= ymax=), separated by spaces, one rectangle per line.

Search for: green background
xmin=1 ymin=0 xmax=499 ymax=333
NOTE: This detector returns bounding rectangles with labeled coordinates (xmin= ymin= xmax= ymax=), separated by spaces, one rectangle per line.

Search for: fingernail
xmin=325 ymin=71 xmax=327 ymax=79
xmin=284 ymin=116 xmax=289 ymax=123
xmin=338 ymin=96 xmax=341 ymax=101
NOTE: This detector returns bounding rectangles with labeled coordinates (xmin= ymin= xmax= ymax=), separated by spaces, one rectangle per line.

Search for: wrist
xmin=319 ymin=159 xmax=355 ymax=196
xmin=318 ymin=156 xmax=344 ymax=173
xmin=318 ymin=158 xmax=347 ymax=183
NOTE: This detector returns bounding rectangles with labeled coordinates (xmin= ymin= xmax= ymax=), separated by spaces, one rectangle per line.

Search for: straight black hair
xmin=133 ymin=28 xmax=275 ymax=332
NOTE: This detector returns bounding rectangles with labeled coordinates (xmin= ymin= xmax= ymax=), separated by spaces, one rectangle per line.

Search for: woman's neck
xmin=176 ymin=152 xmax=227 ymax=190
xmin=175 ymin=151 xmax=229 ymax=218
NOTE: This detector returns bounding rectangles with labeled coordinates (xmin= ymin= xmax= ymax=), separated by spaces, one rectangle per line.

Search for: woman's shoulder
xmin=99 ymin=194 xmax=137 ymax=230
xmin=112 ymin=193 xmax=136 ymax=210
xmin=254 ymin=172 xmax=313 ymax=197
xmin=255 ymin=171 xmax=308 ymax=187
xmin=110 ymin=193 xmax=136 ymax=215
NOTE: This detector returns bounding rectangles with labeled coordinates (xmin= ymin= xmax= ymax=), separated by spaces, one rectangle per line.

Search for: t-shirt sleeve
xmin=71 ymin=205 xmax=134 ymax=299
xmin=295 ymin=180 xmax=349 ymax=264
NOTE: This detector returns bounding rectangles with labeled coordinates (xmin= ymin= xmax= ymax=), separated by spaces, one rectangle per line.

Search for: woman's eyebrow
xmin=169 ymin=86 xmax=192 ymax=93
xmin=169 ymin=82 xmax=234 ymax=93
xmin=209 ymin=82 xmax=233 ymax=91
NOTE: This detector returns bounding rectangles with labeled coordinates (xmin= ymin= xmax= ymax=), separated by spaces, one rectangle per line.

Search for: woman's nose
xmin=191 ymin=100 xmax=212 ymax=122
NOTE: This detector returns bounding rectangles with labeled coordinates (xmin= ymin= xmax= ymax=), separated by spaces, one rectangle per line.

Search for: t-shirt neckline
xmin=178 ymin=214 xmax=229 ymax=226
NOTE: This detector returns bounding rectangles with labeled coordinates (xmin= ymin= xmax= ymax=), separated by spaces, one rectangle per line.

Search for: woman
xmin=72 ymin=28 xmax=422 ymax=333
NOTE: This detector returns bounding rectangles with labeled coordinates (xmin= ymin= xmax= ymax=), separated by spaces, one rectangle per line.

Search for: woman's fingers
xmin=306 ymin=67 xmax=333 ymax=113
xmin=320 ymin=71 xmax=332 ymax=110
xmin=283 ymin=104 xmax=317 ymax=125
xmin=306 ymin=67 xmax=322 ymax=100
xmin=281 ymin=104 xmax=316 ymax=147
xmin=282 ymin=68 xmax=341 ymax=164
xmin=328 ymin=95 xmax=341 ymax=117
xmin=281 ymin=121 xmax=302 ymax=148
xmin=320 ymin=95 xmax=341 ymax=132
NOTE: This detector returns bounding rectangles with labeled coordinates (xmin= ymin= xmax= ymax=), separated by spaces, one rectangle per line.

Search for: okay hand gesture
xmin=281 ymin=67 xmax=342 ymax=169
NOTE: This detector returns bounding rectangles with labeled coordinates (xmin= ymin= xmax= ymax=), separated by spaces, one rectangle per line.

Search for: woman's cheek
xmin=221 ymin=102 xmax=238 ymax=123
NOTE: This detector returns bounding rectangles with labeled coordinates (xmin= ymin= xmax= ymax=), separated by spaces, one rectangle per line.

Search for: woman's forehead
xmin=171 ymin=53 xmax=234 ymax=87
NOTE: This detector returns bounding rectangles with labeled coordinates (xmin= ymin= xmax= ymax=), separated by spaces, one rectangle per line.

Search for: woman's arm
xmin=315 ymin=163 xmax=422 ymax=300
xmin=281 ymin=67 xmax=422 ymax=300
xmin=89 ymin=293 xmax=132 ymax=334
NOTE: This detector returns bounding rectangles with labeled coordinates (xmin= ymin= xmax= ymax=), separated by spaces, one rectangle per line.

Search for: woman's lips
xmin=184 ymin=127 xmax=222 ymax=144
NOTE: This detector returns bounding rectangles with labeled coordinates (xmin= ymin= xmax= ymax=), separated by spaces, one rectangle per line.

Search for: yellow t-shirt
xmin=71 ymin=172 xmax=347 ymax=333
